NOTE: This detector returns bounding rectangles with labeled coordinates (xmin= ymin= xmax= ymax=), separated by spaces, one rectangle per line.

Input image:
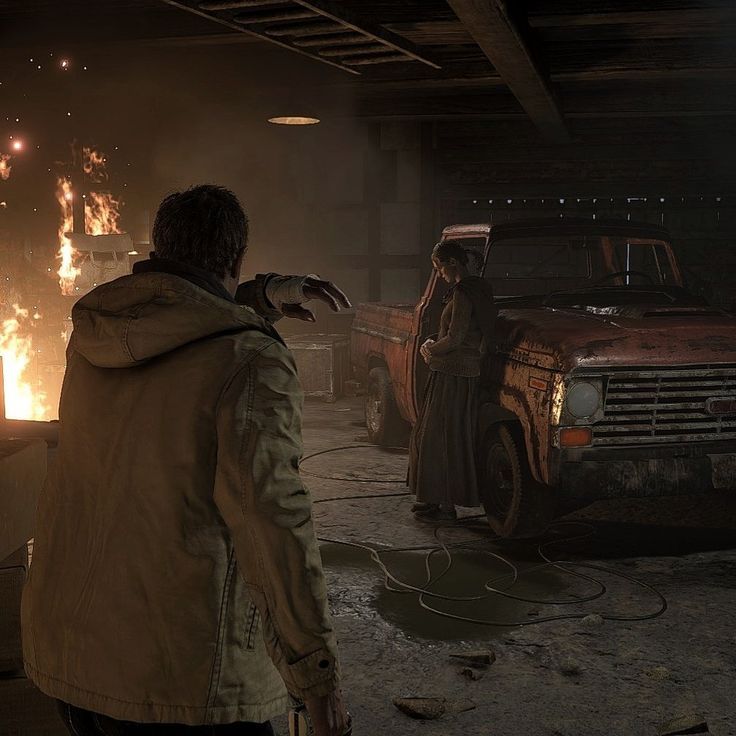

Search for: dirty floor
xmin=271 ymin=398 xmax=736 ymax=736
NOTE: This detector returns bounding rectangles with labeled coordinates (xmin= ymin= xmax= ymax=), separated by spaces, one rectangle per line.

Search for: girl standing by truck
xmin=409 ymin=240 xmax=496 ymax=521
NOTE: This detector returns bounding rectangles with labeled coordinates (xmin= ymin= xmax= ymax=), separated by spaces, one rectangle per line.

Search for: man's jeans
xmin=58 ymin=701 xmax=275 ymax=735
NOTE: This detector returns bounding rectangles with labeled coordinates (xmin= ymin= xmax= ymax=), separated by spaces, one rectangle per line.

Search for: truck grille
xmin=592 ymin=365 xmax=736 ymax=446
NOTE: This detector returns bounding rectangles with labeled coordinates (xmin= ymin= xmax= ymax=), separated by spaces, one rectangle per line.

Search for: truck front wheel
xmin=365 ymin=367 xmax=407 ymax=447
xmin=479 ymin=425 xmax=554 ymax=538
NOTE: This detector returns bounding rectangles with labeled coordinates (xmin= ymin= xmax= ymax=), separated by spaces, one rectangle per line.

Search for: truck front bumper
xmin=557 ymin=441 xmax=736 ymax=502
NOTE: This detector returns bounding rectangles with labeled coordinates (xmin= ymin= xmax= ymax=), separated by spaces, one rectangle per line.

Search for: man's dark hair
xmin=152 ymin=185 xmax=249 ymax=279
xmin=432 ymin=239 xmax=469 ymax=266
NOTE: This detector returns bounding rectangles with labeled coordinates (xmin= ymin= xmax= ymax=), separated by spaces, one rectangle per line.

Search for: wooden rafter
xmin=160 ymin=0 xmax=439 ymax=75
xmin=446 ymin=0 xmax=570 ymax=144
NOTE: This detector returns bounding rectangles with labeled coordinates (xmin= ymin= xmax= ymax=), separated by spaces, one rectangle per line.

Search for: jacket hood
xmin=496 ymin=304 xmax=736 ymax=373
xmin=71 ymin=272 xmax=272 ymax=368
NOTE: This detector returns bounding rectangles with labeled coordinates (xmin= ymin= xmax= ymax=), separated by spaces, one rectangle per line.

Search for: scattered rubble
xmin=460 ymin=666 xmax=485 ymax=681
xmin=392 ymin=696 xmax=477 ymax=720
xmin=392 ymin=697 xmax=446 ymax=720
xmin=557 ymin=657 xmax=582 ymax=676
xmin=580 ymin=613 xmax=605 ymax=628
xmin=448 ymin=648 xmax=496 ymax=667
xmin=658 ymin=714 xmax=709 ymax=735
xmin=645 ymin=665 xmax=671 ymax=681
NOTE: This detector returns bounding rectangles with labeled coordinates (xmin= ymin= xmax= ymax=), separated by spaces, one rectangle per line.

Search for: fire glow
xmin=0 ymin=154 xmax=11 ymax=180
xmin=86 ymin=192 xmax=122 ymax=236
xmin=56 ymin=177 xmax=78 ymax=296
xmin=0 ymin=305 xmax=49 ymax=421
xmin=55 ymin=146 xmax=122 ymax=294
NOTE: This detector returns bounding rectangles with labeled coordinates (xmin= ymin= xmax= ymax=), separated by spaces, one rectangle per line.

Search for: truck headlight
xmin=566 ymin=381 xmax=601 ymax=419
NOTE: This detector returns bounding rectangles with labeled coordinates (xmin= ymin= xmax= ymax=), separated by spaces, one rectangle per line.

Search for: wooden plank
xmin=528 ymin=6 xmax=736 ymax=28
xmin=446 ymin=0 xmax=570 ymax=143
xmin=162 ymin=0 xmax=440 ymax=71
xmin=292 ymin=0 xmax=441 ymax=68
xmin=159 ymin=0 xmax=362 ymax=74
xmin=199 ymin=0 xmax=286 ymax=8
xmin=384 ymin=20 xmax=473 ymax=45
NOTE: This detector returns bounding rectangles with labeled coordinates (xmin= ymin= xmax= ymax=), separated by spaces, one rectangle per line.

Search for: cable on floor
xmin=303 ymin=444 xmax=668 ymax=628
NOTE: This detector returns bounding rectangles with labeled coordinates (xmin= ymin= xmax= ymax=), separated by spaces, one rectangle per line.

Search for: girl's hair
xmin=432 ymin=239 xmax=469 ymax=266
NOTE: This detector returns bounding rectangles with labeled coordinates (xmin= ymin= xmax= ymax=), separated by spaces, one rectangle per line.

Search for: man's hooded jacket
xmin=22 ymin=264 xmax=338 ymax=725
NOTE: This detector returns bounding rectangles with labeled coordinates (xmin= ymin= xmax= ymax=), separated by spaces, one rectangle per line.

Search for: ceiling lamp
xmin=268 ymin=116 xmax=320 ymax=126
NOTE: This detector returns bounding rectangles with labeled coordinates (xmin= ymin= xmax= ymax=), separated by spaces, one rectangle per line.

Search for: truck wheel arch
xmin=477 ymin=401 xmax=545 ymax=485
xmin=365 ymin=366 xmax=408 ymax=447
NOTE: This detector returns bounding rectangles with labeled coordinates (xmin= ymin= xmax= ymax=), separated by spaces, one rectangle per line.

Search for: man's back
xmin=22 ymin=269 xmax=337 ymax=726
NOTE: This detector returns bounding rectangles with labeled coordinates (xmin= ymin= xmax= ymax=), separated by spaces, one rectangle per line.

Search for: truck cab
xmin=351 ymin=219 xmax=736 ymax=537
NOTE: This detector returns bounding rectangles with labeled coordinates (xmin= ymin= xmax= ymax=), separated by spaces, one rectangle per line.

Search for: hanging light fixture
xmin=267 ymin=116 xmax=320 ymax=126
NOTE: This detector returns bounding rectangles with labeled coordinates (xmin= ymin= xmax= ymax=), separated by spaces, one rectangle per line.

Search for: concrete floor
xmin=272 ymin=397 xmax=736 ymax=736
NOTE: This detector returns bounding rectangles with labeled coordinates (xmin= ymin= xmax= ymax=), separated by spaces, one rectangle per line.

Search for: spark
xmin=11 ymin=140 xmax=22 ymax=152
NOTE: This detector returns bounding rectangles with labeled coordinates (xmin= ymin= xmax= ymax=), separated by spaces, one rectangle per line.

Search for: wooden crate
xmin=284 ymin=334 xmax=351 ymax=402
xmin=0 ymin=438 xmax=48 ymax=562
xmin=0 ymin=546 xmax=28 ymax=674
xmin=0 ymin=674 xmax=67 ymax=735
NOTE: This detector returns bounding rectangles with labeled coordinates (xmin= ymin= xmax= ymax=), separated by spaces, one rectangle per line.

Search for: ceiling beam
xmin=528 ymin=7 xmax=736 ymax=28
xmin=445 ymin=0 xmax=570 ymax=144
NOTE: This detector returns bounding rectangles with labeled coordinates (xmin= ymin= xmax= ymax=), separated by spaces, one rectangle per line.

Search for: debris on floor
xmin=392 ymin=697 xmax=446 ymax=720
xmin=580 ymin=613 xmax=605 ymax=628
xmin=392 ymin=696 xmax=477 ymax=720
xmin=448 ymin=648 xmax=497 ymax=667
xmin=645 ymin=665 xmax=672 ymax=681
xmin=460 ymin=666 xmax=485 ymax=681
xmin=658 ymin=714 xmax=710 ymax=735
xmin=556 ymin=657 xmax=582 ymax=677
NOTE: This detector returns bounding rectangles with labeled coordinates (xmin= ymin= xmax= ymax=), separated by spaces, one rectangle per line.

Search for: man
xmin=22 ymin=185 xmax=351 ymax=735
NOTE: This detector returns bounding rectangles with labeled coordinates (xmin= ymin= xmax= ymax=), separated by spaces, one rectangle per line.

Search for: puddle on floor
xmin=320 ymin=541 xmax=578 ymax=640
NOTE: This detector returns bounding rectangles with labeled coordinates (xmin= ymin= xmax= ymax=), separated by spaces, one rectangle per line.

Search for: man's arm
xmin=234 ymin=274 xmax=284 ymax=322
xmin=236 ymin=274 xmax=352 ymax=323
xmin=213 ymin=340 xmax=339 ymax=699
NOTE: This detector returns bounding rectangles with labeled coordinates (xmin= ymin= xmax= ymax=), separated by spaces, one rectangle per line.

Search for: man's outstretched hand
xmin=281 ymin=277 xmax=352 ymax=322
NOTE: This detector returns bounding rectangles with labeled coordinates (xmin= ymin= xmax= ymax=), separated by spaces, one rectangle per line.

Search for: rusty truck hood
xmin=496 ymin=304 xmax=736 ymax=372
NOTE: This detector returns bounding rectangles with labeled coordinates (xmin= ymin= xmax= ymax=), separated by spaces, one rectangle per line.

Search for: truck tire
xmin=479 ymin=425 xmax=554 ymax=538
xmin=365 ymin=367 xmax=407 ymax=447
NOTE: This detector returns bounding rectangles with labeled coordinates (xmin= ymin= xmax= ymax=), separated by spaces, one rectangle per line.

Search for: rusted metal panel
xmin=351 ymin=217 xmax=736 ymax=501
xmin=350 ymin=303 xmax=414 ymax=421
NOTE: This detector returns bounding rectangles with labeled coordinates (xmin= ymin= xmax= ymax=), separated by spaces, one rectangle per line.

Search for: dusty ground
xmin=270 ymin=397 xmax=736 ymax=736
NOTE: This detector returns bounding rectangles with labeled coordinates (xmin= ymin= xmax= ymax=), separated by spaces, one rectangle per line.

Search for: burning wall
xmin=0 ymin=146 xmax=125 ymax=421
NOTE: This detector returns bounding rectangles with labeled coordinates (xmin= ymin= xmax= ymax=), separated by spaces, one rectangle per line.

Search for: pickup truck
xmin=351 ymin=218 xmax=736 ymax=537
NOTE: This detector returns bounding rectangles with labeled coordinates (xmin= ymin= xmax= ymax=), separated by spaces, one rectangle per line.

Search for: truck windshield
xmin=484 ymin=235 xmax=676 ymax=297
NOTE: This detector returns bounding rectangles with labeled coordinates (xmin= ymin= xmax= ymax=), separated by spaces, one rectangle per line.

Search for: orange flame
xmin=86 ymin=191 xmax=122 ymax=236
xmin=55 ymin=147 xmax=122 ymax=295
xmin=56 ymin=177 xmax=79 ymax=296
xmin=83 ymin=146 xmax=107 ymax=183
xmin=0 ymin=154 xmax=11 ymax=181
xmin=0 ymin=305 xmax=49 ymax=420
